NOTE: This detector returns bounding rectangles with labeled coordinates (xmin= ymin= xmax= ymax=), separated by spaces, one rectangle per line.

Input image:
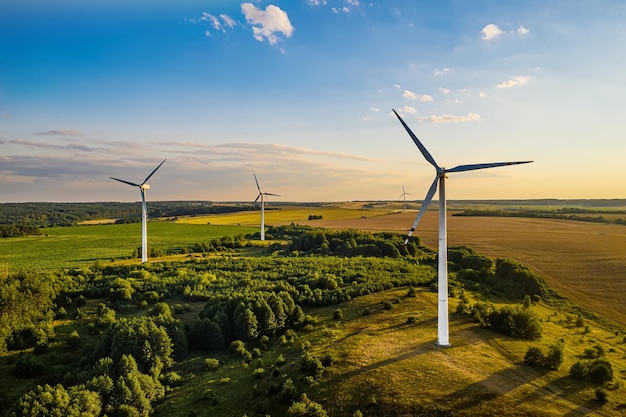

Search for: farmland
xmin=293 ymin=208 xmax=626 ymax=327
xmin=1 ymin=201 xmax=626 ymax=416
xmin=0 ymin=222 xmax=256 ymax=272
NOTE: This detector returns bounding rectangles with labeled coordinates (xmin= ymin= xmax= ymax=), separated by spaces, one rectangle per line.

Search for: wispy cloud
xmin=439 ymin=87 xmax=450 ymax=94
xmin=434 ymin=68 xmax=450 ymax=76
xmin=497 ymin=76 xmax=529 ymax=89
xmin=517 ymin=25 xmax=530 ymax=36
xmin=307 ymin=0 xmax=327 ymax=5
xmin=419 ymin=113 xmax=480 ymax=123
xmin=36 ymin=129 xmax=86 ymax=138
xmin=9 ymin=139 xmax=99 ymax=152
xmin=241 ymin=3 xmax=294 ymax=45
xmin=402 ymin=90 xmax=433 ymax=102
xmin=148 ymin=142 xmax=378 ymax=163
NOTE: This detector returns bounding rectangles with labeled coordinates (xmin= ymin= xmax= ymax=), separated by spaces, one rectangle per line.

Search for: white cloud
xmin=402 ymin=90 xmax=433 ymax=102
xmin=481 ymin=24 xmax=503 ymax=41
xmin=439 ymin=87 xmax=450 ymax=94
xmin=398 ymin=106 xmax=417 ymax=114
xmin=517 ymin=25 xmax=530 ymax=35
xmin=332 ymin=7 xmax=351 ymax=14
xmin=478 ymin=91 xmax=486 ymax=98
xmin=221 ymin=14 xmax=236 ymax=28
xmin=434 ymin=68 xmax=450 ymax=76
xmin=497 ymin=76 xmax=529 ymax=89
xmin=241 ymin=3 xmax=294 ymax=45
xmin=393 ymin=84 xmax=401 ymax=89
xmin=370 ymin=107 xmax=380 ymax=112
xmin=307 ymin=0 xmax=327 ymax=5
xmin=419 ymin=113 xmax=480 ymax=123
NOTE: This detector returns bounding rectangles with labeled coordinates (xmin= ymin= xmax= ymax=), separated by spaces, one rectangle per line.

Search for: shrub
xmin=333 ymin=309 xmax=343 ymax=320
xmin=595 ymin=388 xmax=608 ymax=403
xmin=544 ymin=342 xmax=565 ymax=370
xmin=589 ymin=359 xmax=613 ymax=383
xmin=252 ymin=367 xmax=265 ymax=379
xmin=524 ymin=346 xmax=545 ymax=366
xmin=205 ymin=358 xmax=220 ymax=370
xmin=14 ymin=353 xmax=44 ymax=378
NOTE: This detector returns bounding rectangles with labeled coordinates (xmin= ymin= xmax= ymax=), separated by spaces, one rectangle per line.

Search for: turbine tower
xmin=393 ymin=109 xmax=532 ymax=346
xmin=399 ymin=185 xmax=412 ymax=214
xmin=254 ymin=173 xmax=279 ymax=241
xmin=111 ymin=159 xmax=166 ymax=263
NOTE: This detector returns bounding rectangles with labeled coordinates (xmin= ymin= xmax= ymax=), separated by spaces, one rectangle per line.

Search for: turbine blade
xmin=392 ymin=109 xmax=439 ymax=169
xmin=254 ymin=193 xmax=261 ymax=203
xmin=264 ymin=193 xmax=280 ymax=197
xmin=254 ymin=173 xmax=262 ymax=193
xmin=142 ymin=159 xmax=167 ymax=184
xmin=111 ymin=177 xmax=140 ymax=187
xmin=447 ymin=160 xmax=533 ymax=173
xmin=404 ymin=176 xmax=439 ymax=244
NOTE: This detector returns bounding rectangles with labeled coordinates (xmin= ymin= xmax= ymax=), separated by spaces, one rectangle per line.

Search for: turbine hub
xmin=142 ymin=184 xmax=151 ymax=190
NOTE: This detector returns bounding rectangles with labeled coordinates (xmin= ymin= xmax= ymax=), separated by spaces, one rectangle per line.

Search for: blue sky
xmin=1 ymin=1 xmax=625 ymax=202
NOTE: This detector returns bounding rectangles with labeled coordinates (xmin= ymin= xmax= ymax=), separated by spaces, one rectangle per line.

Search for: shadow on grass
xmin=334 ymin=339 xmax=438 ymax=382
xmin=441 ymin=365 xmax=550 ymax=411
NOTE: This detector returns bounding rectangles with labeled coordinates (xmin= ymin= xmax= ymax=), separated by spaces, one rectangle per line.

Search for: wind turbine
xmin=399 ymin=185 xmax=412 ymax=214
xmin=253 ymin=173 xmax=280 ymax=241
xmin=110 ymin=159 xmax=167 ymax=263
xmin=393 ymin=109 xmax=532 ymax=346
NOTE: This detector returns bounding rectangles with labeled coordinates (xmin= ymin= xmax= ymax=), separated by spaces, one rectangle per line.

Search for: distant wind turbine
xmin=254 ymin=173 xmax=280 ymax=241
xmin=111 ymin=159 xmax=166 ymax=263
xmin=399 ymin=185 xmax=412 ymax=214
xmin=393 ymin=109 xmax=532 ymax=346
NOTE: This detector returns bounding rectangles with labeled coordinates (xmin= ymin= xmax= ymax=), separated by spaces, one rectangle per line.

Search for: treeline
xmin=0 ymin=224 xmax=41 ymax=238
xmin=0 ymin=202 xmax=248 ymax=228
xmin=454 ymin=209 xmax=626 ymax=225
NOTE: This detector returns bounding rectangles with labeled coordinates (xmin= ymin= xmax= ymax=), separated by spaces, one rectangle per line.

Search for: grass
xmin=151 ymin=286 xmax=626 ymax=416
xmin=0 ymin=222 xmax=256 ymax=272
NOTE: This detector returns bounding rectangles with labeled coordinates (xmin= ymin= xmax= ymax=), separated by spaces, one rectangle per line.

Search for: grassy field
xmin=0 ymin=222 xmax=256 ymax=272
xmin=153 ymin=286 xmax=626 ymax=416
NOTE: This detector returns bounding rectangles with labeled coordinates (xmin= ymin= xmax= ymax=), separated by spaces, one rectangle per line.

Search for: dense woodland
xmin=1 ymin=223 xmax=601 ymax=416
xmin=0 ymin=202 xmax=253 ymax=228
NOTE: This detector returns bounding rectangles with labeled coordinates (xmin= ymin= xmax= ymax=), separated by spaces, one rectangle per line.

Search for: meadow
xmin=0 ymin=222 xmax=256 ymax=272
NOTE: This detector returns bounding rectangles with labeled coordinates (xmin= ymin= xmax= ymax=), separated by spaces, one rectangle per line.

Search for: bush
xmin=589 ymin=359 xmax=613 ymax=383
xmin=524 ymin=346 xmax=545 ymax=366
xmin=333 ymin=309 xmax=343 ymax=320
xmin=14 ymin=353 xmax=44 ymax=378
xmin=595 ymin=388 xmax=608 ymax=403
xmin=544 ymin=342 xmax=565 ymax=370
xmin=205 ymin=358 xmax=220 ymax=370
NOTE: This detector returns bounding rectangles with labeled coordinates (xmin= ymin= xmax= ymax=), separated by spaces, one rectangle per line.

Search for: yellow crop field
xmin=175 ymin=205 xmax=393 ymax=226
xmin=294 ymin=208 xmax=626 ymax=327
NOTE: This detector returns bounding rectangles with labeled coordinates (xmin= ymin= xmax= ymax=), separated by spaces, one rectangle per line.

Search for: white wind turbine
xmin=399 ymin=185 xmax=412 ymax=214
xmin=111 ymin=159 xmax=167 ymax=263
xmin=254 ymin=173 xmax=280 ymax=241
xmin=393 ymin=109 xmax=532 ymax=346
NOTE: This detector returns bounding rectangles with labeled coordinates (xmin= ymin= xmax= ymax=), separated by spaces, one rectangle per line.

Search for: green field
xmin=0 ymin=222 xmax=256 ymax=272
